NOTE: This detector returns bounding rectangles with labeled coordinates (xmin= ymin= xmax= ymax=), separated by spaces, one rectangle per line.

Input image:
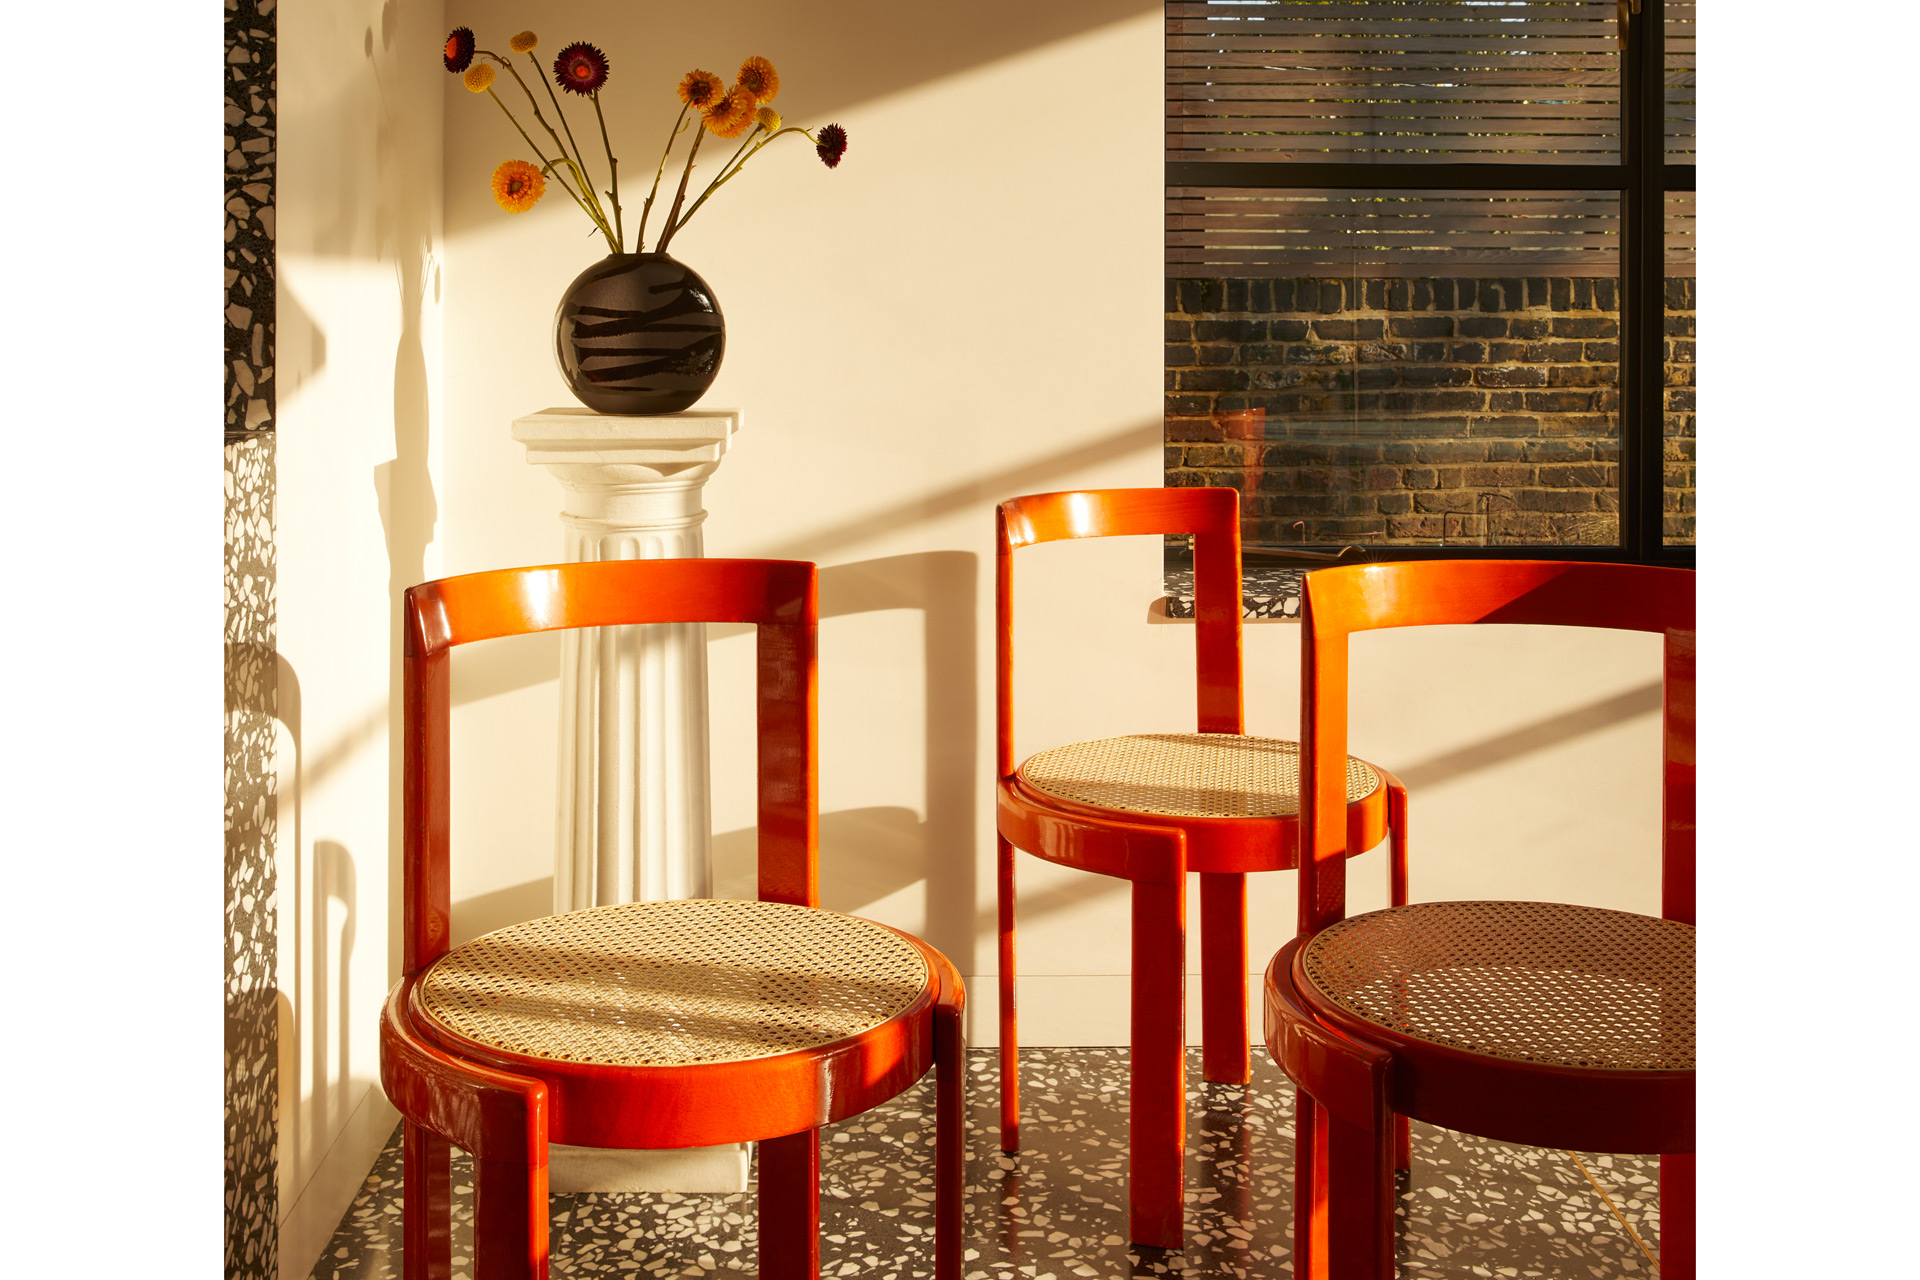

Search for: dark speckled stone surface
xmin=308 ymin=1047 xmax=1659 ymax=1278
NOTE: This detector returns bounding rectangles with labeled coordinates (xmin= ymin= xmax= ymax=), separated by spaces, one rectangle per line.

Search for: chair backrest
xmin=995 ymin=487 xmax=1244 ymax=778
xmin=401 ymin=558 xmax=818 ymax=976
xmin=1297 ymin=559 xmax=1695 ymax=934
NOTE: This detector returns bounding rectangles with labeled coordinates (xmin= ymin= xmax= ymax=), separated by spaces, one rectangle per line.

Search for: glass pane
xmin=1167 ymin=0 xmax=1623 ymax=166
xmin=1666 ymin=1 xmax=1696 ymax=161
xmin=1166 ymin=190 xmax=1621 ymax=550
xmin=1664 ymin=190 xmax=1695 ymax=545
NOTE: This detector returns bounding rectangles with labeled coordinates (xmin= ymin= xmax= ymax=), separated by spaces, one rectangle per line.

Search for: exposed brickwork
xmin=1164 ymin=277 xmax=1696 ymax=547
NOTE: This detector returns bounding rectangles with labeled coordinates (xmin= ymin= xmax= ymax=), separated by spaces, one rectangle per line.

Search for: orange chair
xmin=994 ymin=487 xmax=1408 ymax=1247
xmin=1265 ymin=560 xmax=1694 ymax=1280
xmin=379 ymin=559 xmax=966 ymax=1280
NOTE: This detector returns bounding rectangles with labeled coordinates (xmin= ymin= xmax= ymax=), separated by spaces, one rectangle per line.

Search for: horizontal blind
xmin=1665 ymin=190 xmax=1693 ymax=275
xmin=1168 ymin=189 xmax=1620 ymax=276
xmin=1666 ymin=1 xmax=1695 ymax=160
xmin=1168 ymin=0 xmax=1622 ymax=165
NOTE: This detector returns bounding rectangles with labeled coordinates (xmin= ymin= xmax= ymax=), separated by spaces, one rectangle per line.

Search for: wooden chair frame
xmin=1264 ymin=559 xmax=1694 ymax=1280
xmin=378 ymin=558 xmax=965 ymax=1280
xmin=994 ymin=487 xmax=1407 ymax=1247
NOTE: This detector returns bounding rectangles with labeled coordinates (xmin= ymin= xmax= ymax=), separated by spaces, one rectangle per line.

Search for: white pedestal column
xmin=512 ymin=406 xmax=748 ymax=1193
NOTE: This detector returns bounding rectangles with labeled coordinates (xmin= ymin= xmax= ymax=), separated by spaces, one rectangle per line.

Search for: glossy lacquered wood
xmin=379 ymin=558 xmax=964 ymax=1280
xmin=993 ymin=488 xmax=1408 ymax=1249
xmin=1268 ymin=559 xmax=1696 ymax=1280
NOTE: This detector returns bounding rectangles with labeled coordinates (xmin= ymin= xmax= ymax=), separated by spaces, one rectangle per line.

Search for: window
xmin=1165 ymin=0 xmax=1694 ymax=569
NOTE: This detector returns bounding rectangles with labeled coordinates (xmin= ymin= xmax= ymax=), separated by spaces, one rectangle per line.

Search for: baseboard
xmin=278 ymin=1085 xmax=400 ymax=1280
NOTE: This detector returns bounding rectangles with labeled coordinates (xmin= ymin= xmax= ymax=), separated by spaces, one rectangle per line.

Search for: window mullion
xmin=1621 ymin=0 xmax=1668 ymax=562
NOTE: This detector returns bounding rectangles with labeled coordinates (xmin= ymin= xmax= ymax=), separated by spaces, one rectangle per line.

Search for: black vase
xmin=553 ymin=253 xmax=725 ymax=415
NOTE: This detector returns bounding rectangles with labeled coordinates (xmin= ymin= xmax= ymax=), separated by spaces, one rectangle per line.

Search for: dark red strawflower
xmin=815 ymin=123 xmax=848 ymax=169
xmin=553 ymin=41 xmax=610 ymax=95
xmin=443 ymin=27 xmax=476 ymax=73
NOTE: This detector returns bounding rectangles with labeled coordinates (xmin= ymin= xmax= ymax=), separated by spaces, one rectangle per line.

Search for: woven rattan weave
xmin=1019 ymin=733 xmax=1379 ymax=819
xmin=417 ymin=898 xmax=931 ymax=1067
xmin=1298 ymin=901 xmax=1694 ymax=1072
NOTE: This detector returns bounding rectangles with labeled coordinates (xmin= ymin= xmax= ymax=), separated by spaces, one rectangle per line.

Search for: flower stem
xmin=499 ymin=57 xmax=614 ymax=248
xmin=655 ymin=123 xmax=707 ymax=255
xmin=636 ymin=105 xmax=690 ymax=251
xmin=590 ymin=90 xmax=625 ymax=252
xmin=529 ymin=53 xmax=606 ymax=237
xmin=484 ymin=87 xmax=612 ymax=247
xmin=669 ymin=127 xmax=809 ymax=237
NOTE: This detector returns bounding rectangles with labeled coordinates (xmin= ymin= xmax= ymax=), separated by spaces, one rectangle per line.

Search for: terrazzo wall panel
xmin=225 ymin=0 xmax=278 ymax=1277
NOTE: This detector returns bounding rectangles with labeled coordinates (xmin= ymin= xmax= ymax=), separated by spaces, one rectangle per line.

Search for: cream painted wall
xmin=274 ymin=1 xmax=443 ymax=1277
xmin=433 ymin=0 xmax=1665 ymax=1054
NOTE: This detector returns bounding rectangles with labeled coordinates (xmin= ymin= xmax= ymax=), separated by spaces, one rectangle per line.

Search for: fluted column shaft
xmin=512 ymin=408 xmax=740 ymax=912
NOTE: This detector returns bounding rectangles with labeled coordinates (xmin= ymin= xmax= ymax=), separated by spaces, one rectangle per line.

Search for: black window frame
xmin=1166 ymin=0 xmax=1694 ymax=570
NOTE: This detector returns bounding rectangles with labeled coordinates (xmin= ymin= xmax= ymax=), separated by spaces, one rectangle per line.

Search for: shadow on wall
xmin=712 ymin=551 xmax=979 ymax=967
xmin=307 ymin=840 xmax=359 ymax=1165
xmin=429 ymin=418 xmax=1166 ymax=714
xmin=440 ymin=0 xmax=1160 ymax=239
xmin=367 ymin=0 xmax=441 ymax=986
xmin=269 ymin=653 xmax=363 ymax=1193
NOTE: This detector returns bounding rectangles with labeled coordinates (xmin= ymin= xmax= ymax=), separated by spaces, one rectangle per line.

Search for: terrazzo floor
xmin=310 ymin=1047 xmax=1660 ymax=1279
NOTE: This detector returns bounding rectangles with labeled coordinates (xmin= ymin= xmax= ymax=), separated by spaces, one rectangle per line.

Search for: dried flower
xmin=443 ymin=27 xmax=476 ymax=73
xmin=704 ymin=87 xmax=757 ymax=139
xmin=678 ymin=69 xmax=724 ymax=112
xmin=553 ymin=41 xmax=610 ymax=95
xmin=449 ymin=35 xmax=850 ymax=254
xmin=491 ymin=160 xmax=547 ymax=213
xmin=736 ymin=56 xmax=779 ymax=103
xmin=814 ymin=123 xmax=848 ymax=169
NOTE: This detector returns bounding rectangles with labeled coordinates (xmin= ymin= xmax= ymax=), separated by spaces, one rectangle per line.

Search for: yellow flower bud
xmin=463 ymin=63 xmax=496 ymax=93
xmin=509 ymin=30 xmax=538 ymax=54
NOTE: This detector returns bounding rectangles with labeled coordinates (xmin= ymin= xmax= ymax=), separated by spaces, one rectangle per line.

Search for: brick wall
xmin=1164 ymin=277 xmax=1696 ymax=547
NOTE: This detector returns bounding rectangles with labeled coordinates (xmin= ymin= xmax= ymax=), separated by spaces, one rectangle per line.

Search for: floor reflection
xmin=309 ymin=1047 xmax=1658 ymax=1278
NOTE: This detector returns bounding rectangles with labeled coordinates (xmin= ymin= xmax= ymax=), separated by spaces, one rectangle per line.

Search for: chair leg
xmin=997 ymin=832 xmax=1020 ymax=1153
xmin=760 ymin=1130 xmax=822 ymax=1280
xmin=472 ymin=1153 xmax=549 ymax=1280
xmin=1129 ymin=874 xmax=1187 ymax=1249
xmin=1200 ymin=871 xmax=1250 ymax=1085
xmin=1661 ymin=1152 xmax=1694 ymax=1280
xmin=1385 ymin=779 xmax=1411 ymax=1174
xmin=935 ymin=984 xmax=967 ymax=1280
xmin=402 ymin=1121 xmax=452 ymax=1280
xmin=1324 ymin=1096 xmax=1394 ymax=1280
xmin=1294 ymin=1089 xmax=1324 ymax=1280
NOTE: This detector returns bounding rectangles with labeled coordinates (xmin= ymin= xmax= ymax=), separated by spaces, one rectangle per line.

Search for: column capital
xmin=513 ymin=407 xmax=742 ymax=530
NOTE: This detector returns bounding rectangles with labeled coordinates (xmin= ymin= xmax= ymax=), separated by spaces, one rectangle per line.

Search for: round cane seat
xmin=1298 ymin=901 xmax=1694 ymax=1072
xmin=1018 ymin=732 xmax=1379 ymax=819
xmin=416 ymin=898 xmax=931 ymax=1067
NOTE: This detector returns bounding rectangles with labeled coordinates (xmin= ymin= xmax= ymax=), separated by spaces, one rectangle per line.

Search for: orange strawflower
xmin=491 ymin=159 xmax=546 ymax=213
xmin=704 ymin=87 xmax=757 ymax=139
xmin=736 ymin=56 xmax=779 ymax=103
xmin=678 ymin=69 xmax=724 ymax=112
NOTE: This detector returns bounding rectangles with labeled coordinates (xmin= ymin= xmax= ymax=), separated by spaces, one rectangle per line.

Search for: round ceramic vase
xmin=553 ymin=253 xmax=725 ymax=415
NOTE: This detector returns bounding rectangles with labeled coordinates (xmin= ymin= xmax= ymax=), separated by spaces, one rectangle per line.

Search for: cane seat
xmin=417 ymin=898 xmax=933 ymax=1067
xmin=1018 ymin=732 xmax=1381 ymax=819
xmin=1297 ymin=900 xmax=1695 ymax=1071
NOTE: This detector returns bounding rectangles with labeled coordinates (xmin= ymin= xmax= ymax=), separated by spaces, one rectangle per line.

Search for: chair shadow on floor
xmin=310 ymin=1047 xmax=1658 ymax=1280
